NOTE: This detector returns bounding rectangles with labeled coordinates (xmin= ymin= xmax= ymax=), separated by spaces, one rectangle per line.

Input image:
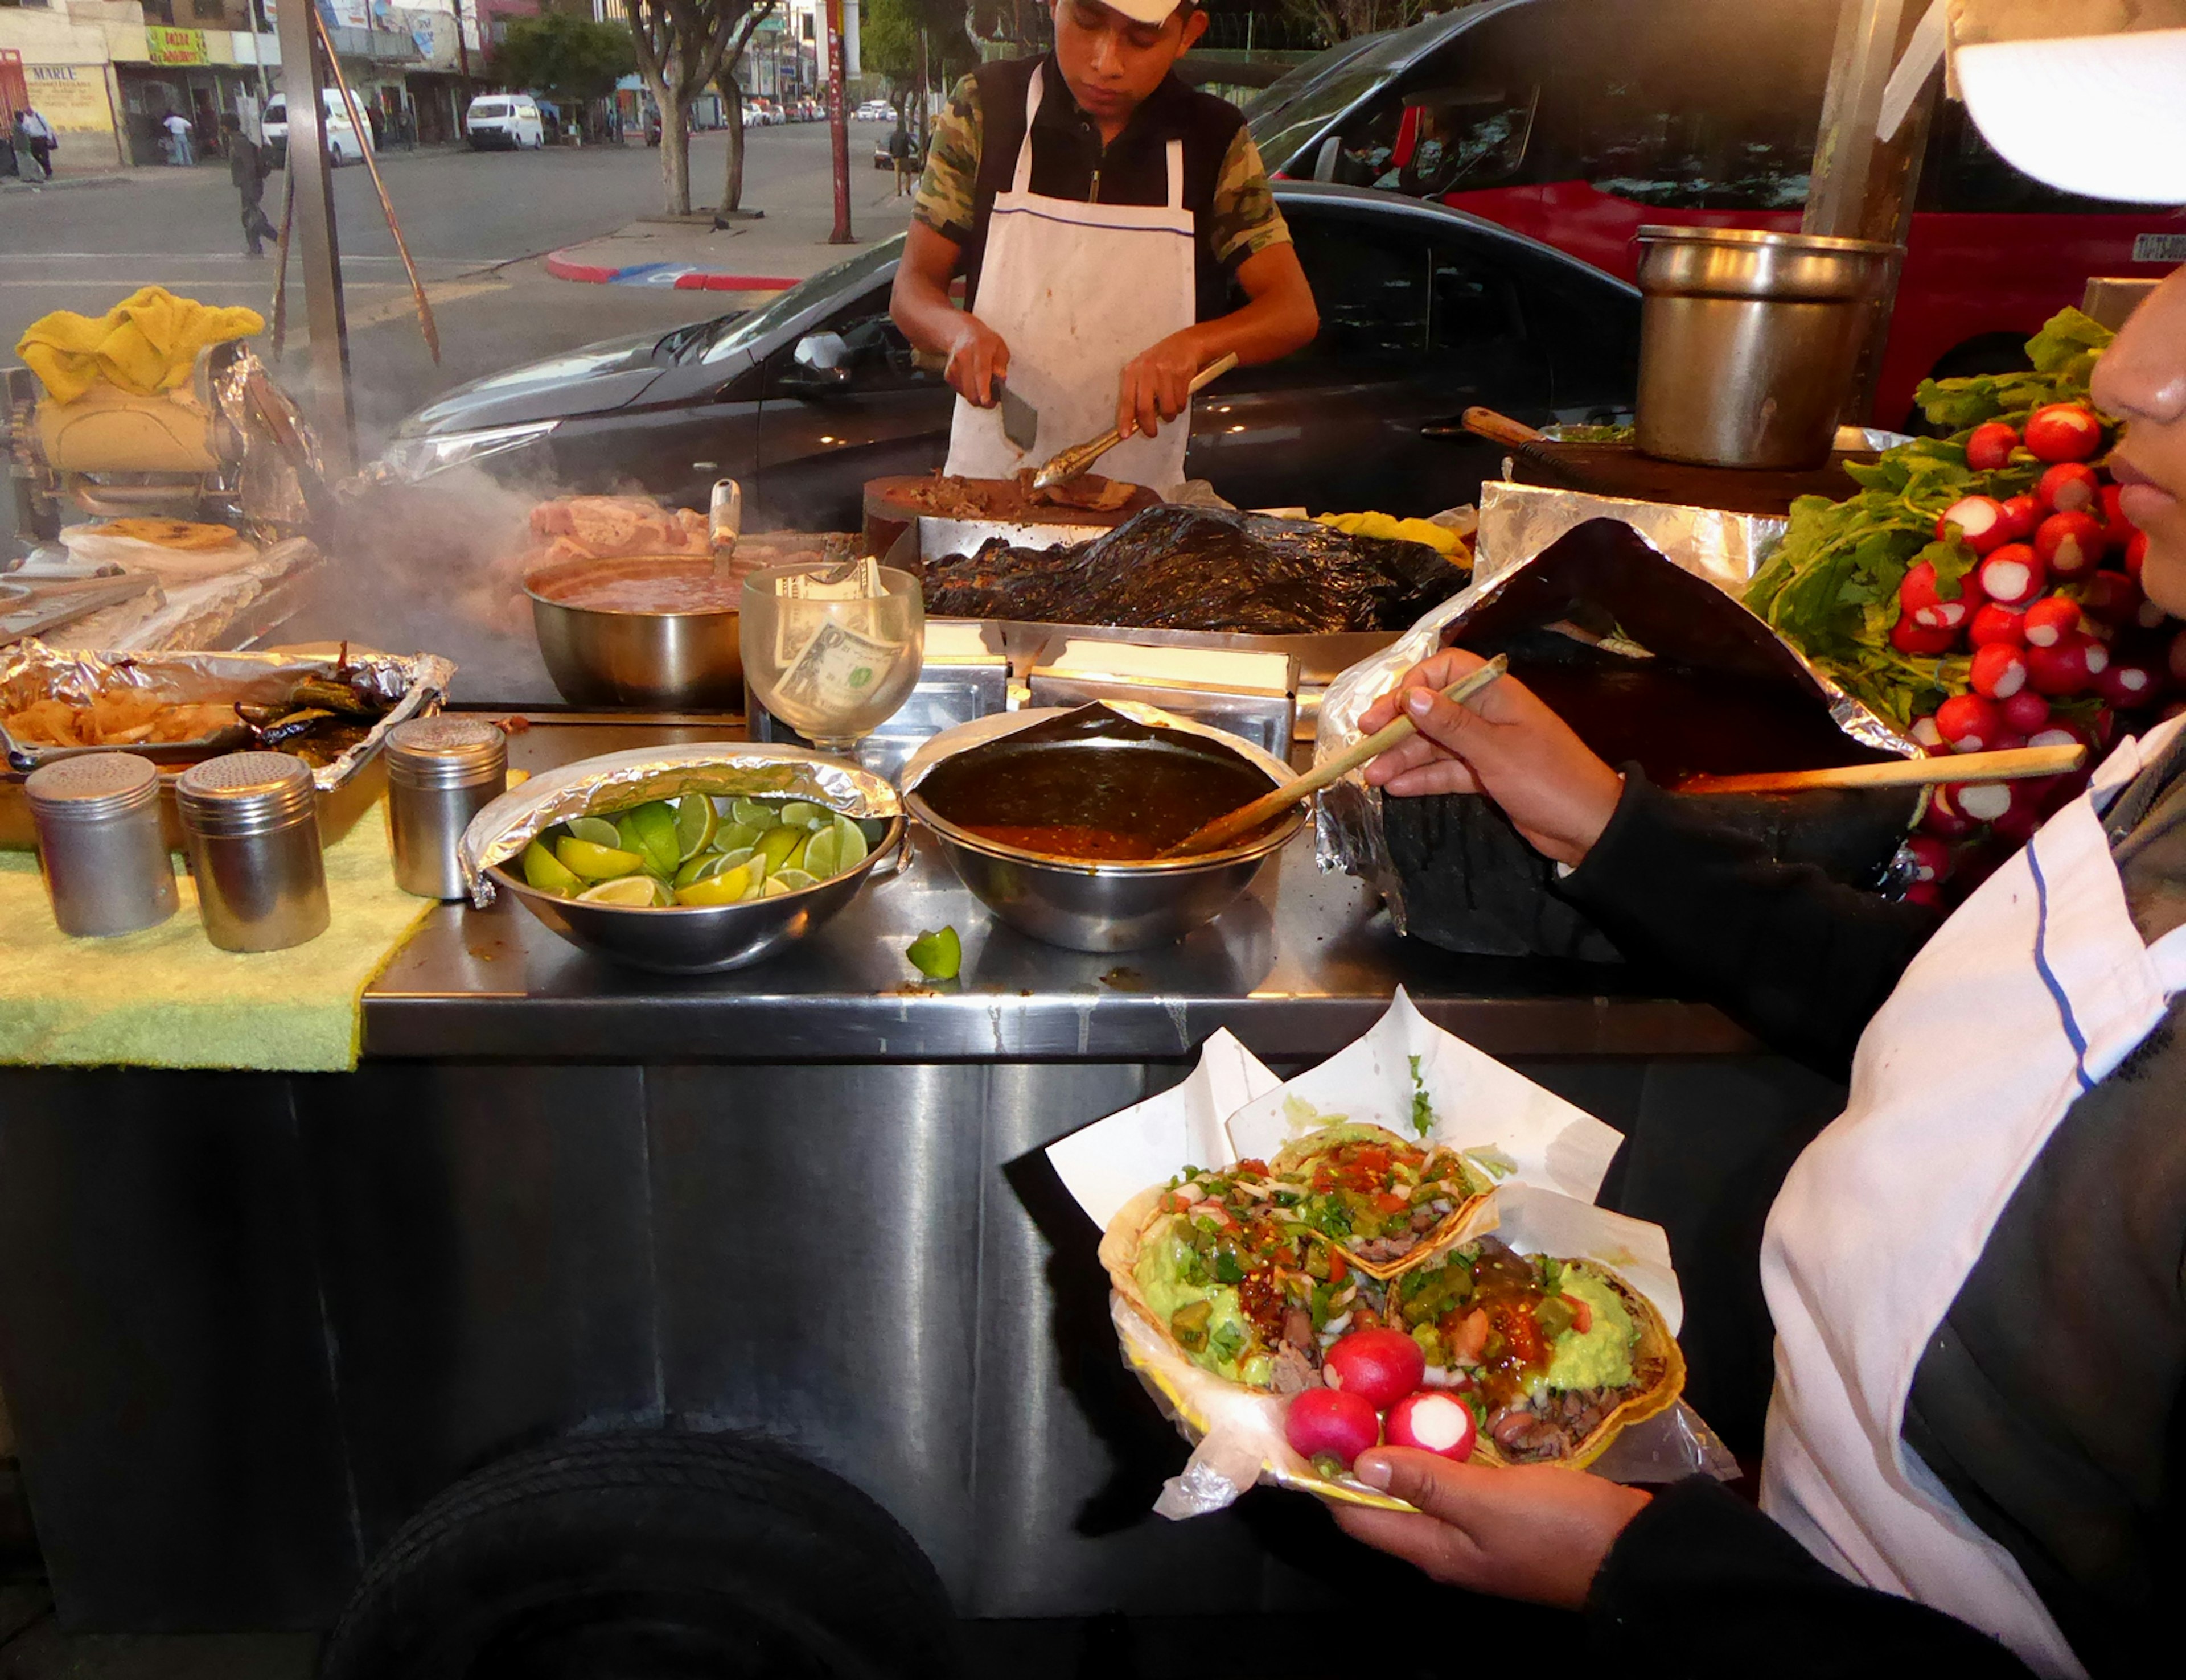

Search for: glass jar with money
xmin=740 ymin=559 xmax=926 ymax=755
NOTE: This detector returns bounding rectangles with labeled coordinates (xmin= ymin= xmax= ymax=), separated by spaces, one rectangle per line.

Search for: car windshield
xmin=701 ymin=237 xmax=903 ymax=364
xmin=1242 ymin=34 xmax=1387 ymax=125
xmin=474 ymin=103 xmax=509 ymax=118
xmin=1248 ymin=30 xmax=1416 ymax=173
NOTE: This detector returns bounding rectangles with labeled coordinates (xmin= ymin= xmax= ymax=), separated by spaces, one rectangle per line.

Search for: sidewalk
xmin=546 ymin=162 xmax=919 ymax=291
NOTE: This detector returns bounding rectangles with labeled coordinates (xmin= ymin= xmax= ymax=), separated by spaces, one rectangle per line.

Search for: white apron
xmin=1761 ymin=713 xmax=2186 ymax=1679
xmin=942 ymin=65 xmax=1197 ymax=492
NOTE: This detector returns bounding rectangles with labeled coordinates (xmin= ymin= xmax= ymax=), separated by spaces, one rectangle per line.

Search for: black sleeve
xmin=1588 ymin=1477 xmax=2037 ymax=1678
xmin=1554 ymin=769 xmax=1943 ymax=1080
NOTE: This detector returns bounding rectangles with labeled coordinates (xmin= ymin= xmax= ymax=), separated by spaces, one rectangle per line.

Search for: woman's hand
xmin=944 ymin=314 xmax=1010 ymax=408
xmin=1358 ymin=648 xmax=1624 ymax=868
xmin=1333 ymin=1447 xmax=1650 ymax=1609
xmin=1118 ymin=329 xmax=1205 ymax=442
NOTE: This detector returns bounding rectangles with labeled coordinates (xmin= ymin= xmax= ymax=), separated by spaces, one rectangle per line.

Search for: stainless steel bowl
xmin=527 ymin=555 xmax=743 ymax=709
xmin=487 ymin=810 xmax=905 ymax=974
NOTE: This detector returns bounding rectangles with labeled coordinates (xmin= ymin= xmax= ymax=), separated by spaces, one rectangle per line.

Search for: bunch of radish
xmin=1281 ymin=1327 xmax=1480 ymax=1474
xmin=1896 ymin=403 xmax=2171 ymax=901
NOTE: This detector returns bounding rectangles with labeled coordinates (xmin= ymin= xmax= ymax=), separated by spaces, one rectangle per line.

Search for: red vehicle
xmin=1251 ymin=0 xmax=2185 ymax=427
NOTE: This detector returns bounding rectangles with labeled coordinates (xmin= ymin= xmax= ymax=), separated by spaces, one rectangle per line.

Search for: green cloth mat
xmin=0 ymin=800 xmax=434 ymax=1072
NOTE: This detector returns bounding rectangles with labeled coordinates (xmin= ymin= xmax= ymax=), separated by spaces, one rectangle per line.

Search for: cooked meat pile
xmin=920 ymin=507 xmax=1469 ymax=634
xmin=886 ymin=472 xmax=1146 ymax=519
xmin=528 ymin=496 xmax=712 ymax=566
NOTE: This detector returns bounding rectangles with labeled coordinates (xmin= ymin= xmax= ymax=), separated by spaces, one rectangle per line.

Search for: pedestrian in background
xmin=162 ymin=109 xmax=194 ymax=166
xmin=223 ymin=114 xmax=277 ymax=258
xmin=10 ymin=110 xmax=47 ymax=185
xmin=17 ymin=106 xmax=54 ymax=178
xmin=887 ymin=119 xmax=913 ymax=197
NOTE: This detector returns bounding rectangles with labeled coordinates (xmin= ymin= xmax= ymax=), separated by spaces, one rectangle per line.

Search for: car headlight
xmin=376 ymin=419 xmax=560 ymax=484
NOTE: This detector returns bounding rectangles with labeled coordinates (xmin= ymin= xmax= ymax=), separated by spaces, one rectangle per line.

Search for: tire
xmin=318 ymin=1432 xmax=956 ymax=1680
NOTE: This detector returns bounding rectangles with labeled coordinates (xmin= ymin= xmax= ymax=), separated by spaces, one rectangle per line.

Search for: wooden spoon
xmin=1160 ymin=656 xmax=1510 ymax=858
xmin=1673 ymin=742 xmax=2085 ymax=795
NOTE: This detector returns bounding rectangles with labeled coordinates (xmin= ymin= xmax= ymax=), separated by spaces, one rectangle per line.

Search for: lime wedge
xmin=832 ymin=815 xmax=869 ymax=871
xmin=731 ymin=797 xmax=775 ymax=829
xmin=710 ymin=846 xmax=758 ymax=878
xmin=579 ymin=874 xmax=669 ymax=906
xmin=756 ymin=824 xmax=805 ymax=873
xmin=521 ymin=839 xmax=583 ymax=896
xmin=907 ymin=925 xmax=961 ymax=981
xmin=714 ymin=821 xmax=762 ymax=855
xmin=676 ymin=863 xmax=754 ymax=905
xmin=566 ymin=816 xmax=622 ymax=849
xmin=620 ymin=802 xmax=681 ymax=877
xmin=759 ymin=877 xmax=793 ymax=897
xmin=672 ymin=853 xmax=717 ymax=889
xmin=780 ymin=800 xmax=827 ymax=831
xmin=770 ymin=868 xmax=817 ymax=893
xmin=556 ymin=837 xmax=646 ymax=880
xmin=802 ymin=825 xmax=840 ymax=880
xmin=674 ymin=794 xmax=717 ymax=860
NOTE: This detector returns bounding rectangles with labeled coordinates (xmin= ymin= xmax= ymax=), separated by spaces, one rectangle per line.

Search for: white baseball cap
xmin=1086 ymin=0 xmax=1190 ymax=25
xmin=1956 ymin=24 xmax=2186 ymax=205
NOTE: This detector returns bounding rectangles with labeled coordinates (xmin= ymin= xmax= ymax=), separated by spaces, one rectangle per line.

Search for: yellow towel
xmin=15 ymin=286 xmax=266 ymax=405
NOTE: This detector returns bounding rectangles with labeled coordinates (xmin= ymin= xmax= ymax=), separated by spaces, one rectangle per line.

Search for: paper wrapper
xmin=458 ymin=742 xmax=902 ymax=905
xmin=1046 ymin=1002 xmax=1737 ymax=1519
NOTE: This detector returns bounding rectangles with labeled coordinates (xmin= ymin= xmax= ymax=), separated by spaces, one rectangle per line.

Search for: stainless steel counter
xmin=366 ymin=716 xmax=1753 ymax=1062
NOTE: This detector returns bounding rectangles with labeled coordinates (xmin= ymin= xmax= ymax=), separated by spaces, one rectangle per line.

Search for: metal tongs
xmin=1031 ymin=352 xmax=1239 ymax=490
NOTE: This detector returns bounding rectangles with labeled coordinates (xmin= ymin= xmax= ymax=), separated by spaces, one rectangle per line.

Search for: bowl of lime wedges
xmin=477 ymin=753 xmax=902 ymax=974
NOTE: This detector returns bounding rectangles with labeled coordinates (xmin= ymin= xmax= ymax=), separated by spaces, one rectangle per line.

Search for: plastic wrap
xmin=920 ymin=506 xmax=1469 ymax=635
xmin=458 ymin=742 xmax=901 ymax=904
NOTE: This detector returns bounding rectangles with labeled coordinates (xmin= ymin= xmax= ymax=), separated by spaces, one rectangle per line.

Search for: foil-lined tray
xmin=459 ymin=743 xmax=902 ymax=906
xmin=1313 ymin=504 xmax=1917 ymax=939
xmin=0 ymin=641 xmax=454 ymax=850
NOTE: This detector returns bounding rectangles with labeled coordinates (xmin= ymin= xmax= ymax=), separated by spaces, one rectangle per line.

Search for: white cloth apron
xmin=942 ymin=65 xmax=1196 ymax=491
xmin=1760 ymin=712 xmax=2186 ymax=1679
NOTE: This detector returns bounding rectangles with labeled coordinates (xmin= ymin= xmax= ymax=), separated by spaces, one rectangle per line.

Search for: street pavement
xmin=2 ymin=122 xmax=915 ymax=457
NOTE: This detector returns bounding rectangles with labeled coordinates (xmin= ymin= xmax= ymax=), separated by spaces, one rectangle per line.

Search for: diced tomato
xmin=1561 ymin=1292 xmax=1593 ymax=1335
xmin=1373 ymin=1191 xmax=1409 ymax=1216
xmin=1235 ymin=1159 xmax=1268 ymax=1177
xmin=1328 ymin=1250 xmax=1348 ymax=1286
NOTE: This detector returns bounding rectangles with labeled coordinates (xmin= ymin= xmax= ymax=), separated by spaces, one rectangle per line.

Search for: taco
xmin=1267 ymin=1122 xmax=1494 ymax=1279
xmin=1385 ymin=1234 xmax=1683 ymax=1469
xmin=1101 ymin=1159 xmax=1394 ymax=1395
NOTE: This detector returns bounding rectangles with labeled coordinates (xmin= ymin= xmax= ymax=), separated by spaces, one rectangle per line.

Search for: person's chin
xmin=2138 ymin=532 xmax=2186 ymax=620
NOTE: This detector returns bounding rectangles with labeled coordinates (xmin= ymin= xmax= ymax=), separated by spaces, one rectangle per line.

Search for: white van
xmin=261 ymin=90 xmax=373 ymax=167
xmin=466 ymin=96 xmax=546 ymax=151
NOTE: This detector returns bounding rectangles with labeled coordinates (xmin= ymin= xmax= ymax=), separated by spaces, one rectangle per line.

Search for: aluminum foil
xmin=459 ymin=743 xmax=902 ymax=905
xmin=209 ymin=347 xmax=327 ymax=541
xmin=1313 ymin=500 xmax=1917 ymax=934
xmin=0 ymin=640 xmax=453 ymax=786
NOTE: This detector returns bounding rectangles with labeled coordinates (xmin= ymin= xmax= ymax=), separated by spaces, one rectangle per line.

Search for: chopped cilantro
xmin=1408 ymin=1053 xmax=1435 ymax=1138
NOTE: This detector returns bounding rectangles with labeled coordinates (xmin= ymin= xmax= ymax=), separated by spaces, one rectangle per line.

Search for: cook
xmin=1328 ymin=19 xmax=2186 ymax=1679
xmin=888 ymin=0 xmax=1318 ymax=492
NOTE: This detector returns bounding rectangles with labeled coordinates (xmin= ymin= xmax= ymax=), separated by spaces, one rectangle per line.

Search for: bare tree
xmin=623 ymin=0 xmax=771 ymax=215
xmin=712 ymin=1 xmax=778 ymax=217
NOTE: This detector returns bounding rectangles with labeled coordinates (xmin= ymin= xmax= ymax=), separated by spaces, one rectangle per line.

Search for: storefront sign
xmin=147 ymin=28 xmax=211 ymax=67
xmin=26 ymin=64 xmax=119 ymax=138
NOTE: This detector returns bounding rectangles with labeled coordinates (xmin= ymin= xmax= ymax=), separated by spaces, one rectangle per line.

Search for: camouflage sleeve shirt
xmin=911 ymin=72 xmax=1291 ymax=274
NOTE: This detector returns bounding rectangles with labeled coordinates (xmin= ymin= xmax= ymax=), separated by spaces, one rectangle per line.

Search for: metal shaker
xmin=176 ymin=752 xmax=330 ymax=952
xmin=24 ymin=752 xmax=179 ymax=937
xmin=385 ymin=717 xmax=507 ymax=900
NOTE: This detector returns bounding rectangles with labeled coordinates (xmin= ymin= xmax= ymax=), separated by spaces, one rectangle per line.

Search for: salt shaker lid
xmin=387 ymin=716 xmax=506 ymax=784
xmin=177 ymin=751 xmax=316 ymax=832
xmin=26 ymin=752 xmax=161 ymax=820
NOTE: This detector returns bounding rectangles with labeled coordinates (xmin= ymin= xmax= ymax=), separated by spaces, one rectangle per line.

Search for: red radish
xmin=2036 ymin=511 xmax=2107 ymax=579
xmin=1284 ymin=1387 xmax=1381 ymax=1469
xmin=1999 ymin=494 xmax=2044 ymax=541
xmin=1950 ymin=780 xmax=2015 ymax=825
xmin=1905 ymin=835 xmax=1952 ymax=884
xmin=2078 ymin=571 xmax=2142 ymax=627
xmin=2099 ymin=483 xmax=2136 ymax=547
xmin=2023 ymin=596 xmax=2082 ymax=648
xmin=1910 ymin=713 xmax=1947 ymax=754
xmin=1905 ymin=880 xmax=1946 ymax=908
xmin=2125 ymin=530 xmax=2150 ymax=579
xmin=1935 ymin=693 xmax=2002 ymax=752
xmin=2000 ymin=690 xmax=2052 ymax=734
xmin=1937 ymin=496 xmax=2012 ymax=555
xmin=1383 ymin=1390 xmax=1478 ymax=1461
xmin=1968 ymin=603 xmax=2028 ymax=649
xmin=2037 ymin=462 xmax=2101 ymax=514
xmin=1967 ymin=645 xmax=2028 ymax=705
xmin=2097 ymin=661 xmax=2163 ymax=709
xmin=1321 ymin=1328 xmax=1426 ymax=1410
xmin=1892 ymin=614 xmax=1959 ymax=656
xmin=2027 ymin=635 xmax=2107 ymax=697
xmin=1900 ymin=560 xmax=1985 ymax=630
xmin=2023 ymin=403 xmax=2103 ymax=463
xmin=1921 ymin=785 xmax=1979 ymax=839
xmin=1966 ymin=422 xmax=2020 ymax=472
xmin=1992 ymin=784 xmax=2047 ymax=845
xmin=1977 ymin=543 xmax=2046 ymax=607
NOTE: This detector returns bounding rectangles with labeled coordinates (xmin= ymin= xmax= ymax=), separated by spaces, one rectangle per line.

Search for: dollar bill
xmin=773 ymin=557 xmax=886 ymax=664
xmin=776 ymin=617 xmax=905 ymax=727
